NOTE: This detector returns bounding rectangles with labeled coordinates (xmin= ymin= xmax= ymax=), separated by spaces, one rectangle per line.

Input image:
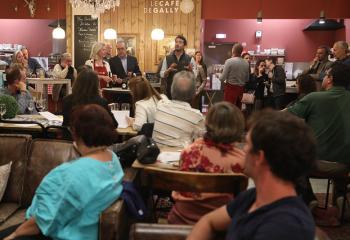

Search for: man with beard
xmin=160 ymin=35 xmax=195 ymax=99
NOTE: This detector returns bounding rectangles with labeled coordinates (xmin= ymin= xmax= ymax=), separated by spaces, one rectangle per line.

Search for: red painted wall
xmin=204 ymin=19 xmax=344 ymax=62
xmin=202 ymin=0 xmax=350 ymax=19
xmin=345 ymin=19 xmax=350 ymax=41
xmin=0 ymin=0 xmax=65 ymax=19
xmin=0 ymin=19 xmax=54 ymax=56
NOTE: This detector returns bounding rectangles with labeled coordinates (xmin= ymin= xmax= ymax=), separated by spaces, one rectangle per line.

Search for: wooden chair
xmin=44 ymin=125 xmax=72 ymax=141
xmin=129 ymin=223 xmax=329 ymax=240
xmin=140 ymin=167 xmax=248 ymax=221
xmin=144 ymin=168 xmax=248 ymax=195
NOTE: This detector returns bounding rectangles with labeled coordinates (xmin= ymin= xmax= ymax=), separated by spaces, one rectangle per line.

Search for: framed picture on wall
xmin=155 ymin=35 xmax=177 ymax=65
xmin=117 ymin=34 xmax=138 ymax=58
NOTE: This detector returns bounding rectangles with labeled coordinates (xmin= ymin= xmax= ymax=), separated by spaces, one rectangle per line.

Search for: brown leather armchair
xmin=0 ymin=134 xmax=135 ymax=240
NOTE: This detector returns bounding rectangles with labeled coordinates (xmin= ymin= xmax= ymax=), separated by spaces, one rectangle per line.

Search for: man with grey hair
xmin=220 ymin=43 xmax=249 ymax=109
xmin=109 ymin=40 xmax=141 ymax=84
xmin=152 ymin=71 xmax=205 ymax=147
xmin=333 ymin=41 xmax=350 ymax=66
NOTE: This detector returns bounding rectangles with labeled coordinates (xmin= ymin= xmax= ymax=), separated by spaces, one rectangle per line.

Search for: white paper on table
xmin=39 ymin=112 xmax=63 ymax=122
xmin=157 ymin=151 xmax=181 ymax=164
xmin=112 ymin=110 xmax=129 ymax=128
xmin=13 ymin=124 xmax=38 ymax=127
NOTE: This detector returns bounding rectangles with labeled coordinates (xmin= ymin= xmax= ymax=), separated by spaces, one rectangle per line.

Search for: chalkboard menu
xmin=74 ymin=15 xmax=98 ymax=68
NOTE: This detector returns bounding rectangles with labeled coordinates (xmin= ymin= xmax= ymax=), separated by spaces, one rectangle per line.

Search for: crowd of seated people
xmin=1 ymin=36 xmax=350 ymax=240
xmin=0 ymin=104 xmax=124 ymax=240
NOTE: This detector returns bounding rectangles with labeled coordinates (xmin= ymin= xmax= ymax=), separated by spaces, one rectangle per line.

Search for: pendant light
xmin=52 ymin=0 xmax=65 ymax=39
xmin=151 ymin=28 xmax=165 ymax=40
xmin=103 ymin=10 xmax=117 ymax=40
xmin=319 ymin=10 xmax=326 ymax=24
xmin=257 ymin=0 xmax=263 ymax=24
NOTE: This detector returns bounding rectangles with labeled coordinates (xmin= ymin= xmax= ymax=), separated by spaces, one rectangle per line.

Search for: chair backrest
xmin=145 ymin=168 xmax=248 ymax=195
xmin=129 ymin=223 xmax=193 ymax=240
xmin=44 ymin=125 xmax=72 ymax=141
xmin=0 ymin=134 xmax=31 ymax=204
xmin=21 ymin=138 xmax=79 ymax=206
xmin=138 ymin=123 xmax=154 ymax=138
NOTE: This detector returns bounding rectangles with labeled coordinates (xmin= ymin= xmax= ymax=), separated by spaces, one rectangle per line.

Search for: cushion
xmin=0 ymin=161 xmax=12 ymax=202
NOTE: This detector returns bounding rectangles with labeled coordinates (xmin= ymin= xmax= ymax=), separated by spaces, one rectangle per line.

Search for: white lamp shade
xmin=180 ymin=0 xmax=194 ymax=14
xmin=52 ymin=26 xmax=65 ymax=39
xmin=104 ymin=28 xmax=117 ymax=40
xmin=151 ymin=28 xmax=165 ymax=40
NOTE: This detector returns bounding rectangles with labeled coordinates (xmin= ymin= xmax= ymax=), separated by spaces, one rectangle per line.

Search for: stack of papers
xmin=112 ymin=110 xmax=129 ymax=128
xmin=157 ymin=151 xmax=181 ymax=164
xmin=39 ymin=112 xmax=63 ymax=122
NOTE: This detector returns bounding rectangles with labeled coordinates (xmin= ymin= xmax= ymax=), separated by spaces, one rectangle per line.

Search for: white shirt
xmin=132 ymin=94 xmax=168 ymax=131
xmin=152 ymin=99 xmax=205 ymax=147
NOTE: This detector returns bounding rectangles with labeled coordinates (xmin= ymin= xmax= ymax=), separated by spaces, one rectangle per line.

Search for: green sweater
xmin=288 ymin=86 xmax=350 ymax=165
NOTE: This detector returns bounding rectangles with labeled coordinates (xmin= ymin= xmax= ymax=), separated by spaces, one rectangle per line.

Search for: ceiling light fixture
xmin=69 ymin=0 xmax=120 ymax=16
xmin=52 ymin=1 xmax=65 ymax=39
xmin=319 ymin=10 xmax=326 ymax=24
xmin=151 ymin=28 xmax=165 ymax=40
xmin=104 ymin=28 xmax=117 ymax=40
xmin=257 ymin=10 xmax=263 ymax=24
xmin=180 ymin=0 xmax=194 ymax=14
xmin=216 ymin=33 xmax=226 ymax=39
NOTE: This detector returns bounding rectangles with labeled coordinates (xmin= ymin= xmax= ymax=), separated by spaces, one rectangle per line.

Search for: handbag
xmin=241 ymin=91 xmax=255 ymax=104
xmin=137 ymin=137 xmax=160 ymax=164
xmin=111 ymin=135 xmax=160 ymax=167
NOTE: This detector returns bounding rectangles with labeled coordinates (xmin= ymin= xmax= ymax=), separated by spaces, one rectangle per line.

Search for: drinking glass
xmin=108 ymin=103 xmax=119 ymax=111
xmin=0 ymin=104 xmax=6 ymax=119
xmin=121 ymin=103 xmax=130 ymax=111
xmin=28 ymin=100 xmax=35 ymax=113
xmin=35 ymin=99 xmax=47 ymax=112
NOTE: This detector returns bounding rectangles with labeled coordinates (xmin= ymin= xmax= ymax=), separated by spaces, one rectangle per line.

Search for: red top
xmin=94 ymin=61 xmax=108 ymax=88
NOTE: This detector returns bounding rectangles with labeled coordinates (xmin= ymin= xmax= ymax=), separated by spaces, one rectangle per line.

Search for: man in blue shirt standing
xmin=188 ymin=110 xmax=316 ymax=240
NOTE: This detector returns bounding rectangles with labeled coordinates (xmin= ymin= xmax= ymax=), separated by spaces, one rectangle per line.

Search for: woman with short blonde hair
xmin=85 ymin=42 xmax=114 ymax=88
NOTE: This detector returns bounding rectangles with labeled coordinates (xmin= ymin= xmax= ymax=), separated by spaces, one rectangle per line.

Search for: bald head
xmin=171 ymin=71 xmax=196 ymax=103
xmin=333 ymin=41 xmax=349 ymax=60
xmin=232 ymin=43 xmax=244 ymax=57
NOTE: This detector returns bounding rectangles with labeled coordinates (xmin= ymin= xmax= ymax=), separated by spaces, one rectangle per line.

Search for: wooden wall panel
xmin=67 ymin=0 xmax=201 ymax=72
xmin=100 ymin=0 xmax=202 ymax=72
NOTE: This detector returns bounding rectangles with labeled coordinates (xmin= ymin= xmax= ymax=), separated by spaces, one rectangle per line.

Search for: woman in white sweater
xmin=127 ymin=76 xmax=167 ymax=131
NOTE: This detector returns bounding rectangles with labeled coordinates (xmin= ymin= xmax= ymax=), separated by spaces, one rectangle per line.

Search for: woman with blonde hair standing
xmin=85 ymin=42 xmax=117 ymax=88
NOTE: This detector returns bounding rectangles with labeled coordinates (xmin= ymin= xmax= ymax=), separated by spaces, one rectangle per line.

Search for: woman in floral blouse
xmin=168 ymin=102 xmax=246 ymax=224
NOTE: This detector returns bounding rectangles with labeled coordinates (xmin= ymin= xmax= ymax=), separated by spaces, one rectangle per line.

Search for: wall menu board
xmin=74 ymin=15 xmax=98 ymax=68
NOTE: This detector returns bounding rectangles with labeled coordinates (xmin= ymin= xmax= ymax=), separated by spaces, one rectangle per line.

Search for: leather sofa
xmin=0 ymin=134 xmax=135 ymax=240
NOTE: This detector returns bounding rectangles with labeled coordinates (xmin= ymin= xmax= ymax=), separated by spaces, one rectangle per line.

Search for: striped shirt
xmin=152 ymin=100 xmax=205 ymax=147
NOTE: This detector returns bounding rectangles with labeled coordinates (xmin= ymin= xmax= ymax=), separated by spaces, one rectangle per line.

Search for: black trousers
xmin=296 ymin=160 xmax=350 ymax=205
xmin=0 ymin=224 xmax=51 ymax=240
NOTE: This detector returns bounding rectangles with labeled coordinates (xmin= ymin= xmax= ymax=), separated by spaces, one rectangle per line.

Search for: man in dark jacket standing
xmin=159 ymin=35 xmax=195 ymax=99
xmin=265 ymin=57 xmax=286 ymax=110
xmin=109 ymin=41 xmax=141 ymax=86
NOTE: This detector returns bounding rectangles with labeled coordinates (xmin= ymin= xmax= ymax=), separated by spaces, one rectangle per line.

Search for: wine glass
xmin=27 ymin=100 xmax=35 ymax=114
xmin=108 ymin=103 xmax=119 ymax=111
xmin=121 ymin=103 xmax=130 ymax=111
xmin=0 ymin=104 xmax=6 ymax=119
xmin=35 ymin=99 xmax=47 ymax=112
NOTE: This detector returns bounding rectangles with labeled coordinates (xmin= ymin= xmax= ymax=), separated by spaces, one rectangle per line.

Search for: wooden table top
xmin=132 ymin=146 xmax=182 ymax=170
xmin=0 ymin=114 xmax=138 ymax=136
